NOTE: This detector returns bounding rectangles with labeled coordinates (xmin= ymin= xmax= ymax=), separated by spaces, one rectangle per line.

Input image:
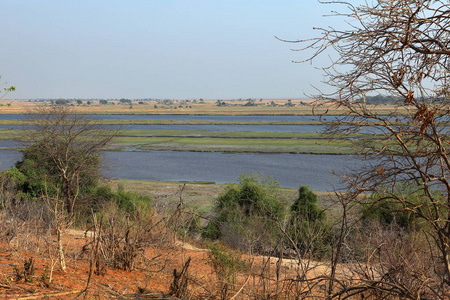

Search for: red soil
xmin=0 ymin=232 xmax=214 ymax=299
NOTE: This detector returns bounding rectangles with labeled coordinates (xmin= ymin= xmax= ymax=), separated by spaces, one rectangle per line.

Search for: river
xmin=102 ymin=151 xmax=363 ymax=190
xmin=0 ymin=149 xmax=363 ymax=190
xmin=0 ymin=114 xmax=369 ymax=190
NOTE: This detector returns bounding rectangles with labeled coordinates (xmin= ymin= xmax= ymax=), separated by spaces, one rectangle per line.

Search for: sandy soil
xmin=0 ymin=227 xmax=334 ymax=299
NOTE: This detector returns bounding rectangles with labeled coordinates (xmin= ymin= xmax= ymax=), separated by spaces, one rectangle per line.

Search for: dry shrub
xmin=334 ymin=221 xmax=443 ymax=299
xmin=0 ymin=200 xmax=51 ymax=251
xmin=219 ymin=214 xmax=281 ymax=256
xmin=169 ymin=257 xmax=191 ymax=299
xmin=88 ymin=200 xmax=169 ymax=272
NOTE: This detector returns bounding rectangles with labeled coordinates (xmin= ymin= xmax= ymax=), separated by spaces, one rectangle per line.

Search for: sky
xmin=0 ymin=1 xmax=358 ymax=100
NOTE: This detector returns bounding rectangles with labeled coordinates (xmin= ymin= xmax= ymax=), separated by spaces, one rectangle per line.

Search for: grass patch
xmin=117 ymin=129 xmax=342 ymax=139
xmin=112 ymin=136 xmax=357 ymax=154
xmin=0 ymin=126 xmax=381 ymax=154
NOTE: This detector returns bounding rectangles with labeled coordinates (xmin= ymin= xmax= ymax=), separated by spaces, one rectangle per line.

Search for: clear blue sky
xmin=0 ymin=1 xmax=355 ymax=100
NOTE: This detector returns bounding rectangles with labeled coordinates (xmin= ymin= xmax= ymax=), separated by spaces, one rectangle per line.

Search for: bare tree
xmin=288 ymin=0 xmax=450 ymax=298
xmin=21 ymin=105 xmax=118 ymax=219
xmin=10 ymin=106 xmax=118 ymax=271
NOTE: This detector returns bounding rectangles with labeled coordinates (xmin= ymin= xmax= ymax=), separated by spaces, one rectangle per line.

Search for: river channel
xmin=0 ymin=148 xmax=364 ymax=190
xmin=0 ymin=114 xmax=369 ymax=190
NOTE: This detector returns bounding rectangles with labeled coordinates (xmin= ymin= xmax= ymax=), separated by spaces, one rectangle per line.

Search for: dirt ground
xmin=0 ymin=227 xmax=334 ymax=299
xmin=0 ymin=230 xmax=215 ymax=299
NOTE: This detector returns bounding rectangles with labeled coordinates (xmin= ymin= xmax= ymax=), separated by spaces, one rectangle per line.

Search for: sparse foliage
xmin=0 ymin=76 xmax=15 ymax=101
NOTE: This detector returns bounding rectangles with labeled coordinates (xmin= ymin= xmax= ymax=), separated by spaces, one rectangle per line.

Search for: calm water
xmin=0 ymin=149 xmax=362 ymax=190
xmin=0 ymin=150 xmax=22 ymax=170
xmin=0 ymin=114 xmax=369 ymax=190
xmin=101 ymin=151 xmax=363 ymax=190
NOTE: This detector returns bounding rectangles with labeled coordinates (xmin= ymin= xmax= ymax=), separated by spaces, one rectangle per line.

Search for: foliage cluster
xmin=203 ymin=173 xmax=330 ymax=258
xmin=0 ymin=110 xmax=154 ymax=275
xmin=289 ymin=186 xmax=331 ymax=258
xmin=202 ymin=173 xmax=285 ymax=253
xmin=10 ymin=143 xmax=99 ymax=201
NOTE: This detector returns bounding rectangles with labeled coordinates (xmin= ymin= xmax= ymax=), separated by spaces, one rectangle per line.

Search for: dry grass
xmin=0 ymin=100 xmax=406 ymax=115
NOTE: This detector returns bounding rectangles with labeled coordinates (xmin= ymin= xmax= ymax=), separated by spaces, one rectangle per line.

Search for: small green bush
xmin=288 ymin=186 xmax=331 ymax=258
xmin=203 ymin=173 xmax=285 ymax=254
xmin=86 ymin=185 xmax=152 ymax=214
xmin=291 ymin=186 xmax=324 ymax=222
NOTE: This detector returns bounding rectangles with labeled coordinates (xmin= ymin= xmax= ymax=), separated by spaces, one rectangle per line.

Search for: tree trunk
xmin=57 ymin=228 xmax=66 ymax=272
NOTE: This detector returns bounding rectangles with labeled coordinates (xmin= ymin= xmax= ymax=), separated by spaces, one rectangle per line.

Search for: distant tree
xmin=76 ymin=100 xmax=83 ymax=105
xmin=99 ymin=100 xmax=108 ymax=105
xmin=55 ymin=99 xmax=68 ymax=105
xmin=284 ymin=99 xmax=295 ymax=107
xmin=244 ymin=99 xmax=256 ymax=106
xmin=119 ymin=98 xmax=132 ymax=104
xmin=363 ymin=94 xmax=397 ymax=104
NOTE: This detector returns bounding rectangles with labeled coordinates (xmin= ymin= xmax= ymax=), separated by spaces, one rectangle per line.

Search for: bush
xmin=203 ymin=173 xmax=285 ymax=254
xmin=0 ymin=167 xmax=30 ymax=204
xmin=76 ymin=185 xmax=152 ymax=226
xmin=207 ymin=242 xmax=246 ymax=298
xmin=291 ymin=186 xmax=324 ymax=222
xmin=90 ymin=185 xmax=151 ymax=215
xmin=9 ymin=142 xmax=100 ymax=208
xmin=92 ymin=198 xmax=156 ymax=272
xmin=288 ymin=186 xmax=331 ymax=258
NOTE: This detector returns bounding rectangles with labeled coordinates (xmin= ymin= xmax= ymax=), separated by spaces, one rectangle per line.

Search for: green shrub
xmin=4 ymin=143 xmax=100 ymax=206
xmin=85 ymin=185 xmax=152 ymax=215
xmin=0 ymin=167 xmax=30 ymax=204
xmin=203 ymin=173 xmax=285 ymax=254
xmin=288 ymin=186 xmax=331 ymax=258
xmin=291 ymin=186 xmax=324 ymax=222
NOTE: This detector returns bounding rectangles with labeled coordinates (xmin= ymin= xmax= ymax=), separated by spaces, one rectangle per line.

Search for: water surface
xmin=0 ymin=149 xmax=362 ymax=190
xmin=102 ymin=151 xmax=363 ymax=190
